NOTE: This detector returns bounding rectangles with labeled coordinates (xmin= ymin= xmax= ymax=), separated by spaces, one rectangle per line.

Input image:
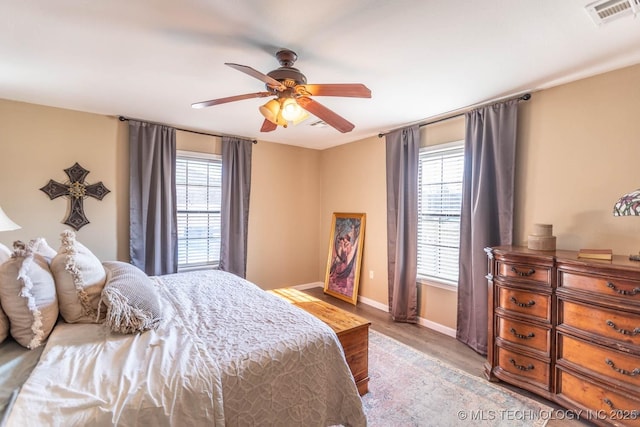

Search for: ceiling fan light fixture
xmin=291 ymin=109 xmax=310 ymax=125
xmin=275 ymin=112 xmax=288 ymax=127
xmin=281 ymin=98 xmax=305 ymax=122
xmin=259 ymin=99 xmax=281 ymax=124
xmin=194 ymin=49 xmax=371 ymax=133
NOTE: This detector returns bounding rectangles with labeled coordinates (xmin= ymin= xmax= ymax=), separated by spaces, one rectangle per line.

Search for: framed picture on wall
xmin=324 ymin=212 xmax=366 ymax=305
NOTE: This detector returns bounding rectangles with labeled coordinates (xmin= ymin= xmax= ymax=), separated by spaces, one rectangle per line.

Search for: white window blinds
xmin=176 ymin=152 xmax=222 ymax=269
xmin=417 ymin=142 xmax=464 ymax=285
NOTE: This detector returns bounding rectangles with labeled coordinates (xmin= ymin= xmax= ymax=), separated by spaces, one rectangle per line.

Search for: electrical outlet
xmin=369 ymin=270 xmax=374 ymax=279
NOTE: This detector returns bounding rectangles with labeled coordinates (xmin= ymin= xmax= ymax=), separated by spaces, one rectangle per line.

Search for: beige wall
xmin=0 ymin=100 xmax=123 ymax=261
xmin=515 ymin=64 xmax=640 ymax=253
xmin=247 ymin=141 xmax=322 ymax=289
xmin=0 ymin=100 xmax=321 ymax=290
xmin=319 ymin=136 xmax=388 ymax=303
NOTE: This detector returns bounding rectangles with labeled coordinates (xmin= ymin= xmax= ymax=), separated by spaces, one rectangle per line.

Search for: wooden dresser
xmin=486 ymin=246 xmax=640 ymax=426
xmin=267 ymin=287 xmax=371 ymax=395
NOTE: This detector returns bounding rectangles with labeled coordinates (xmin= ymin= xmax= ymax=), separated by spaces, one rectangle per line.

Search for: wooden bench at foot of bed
xmin=267 ymin=288 xmax=371 ymax=396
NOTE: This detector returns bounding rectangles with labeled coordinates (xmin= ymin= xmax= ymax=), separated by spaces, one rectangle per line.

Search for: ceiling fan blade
xmin=225 ymin=63 xmax=285 ymax=91
xmin=297 ymin=96 xmax=355 ymax=133
xmin=191 ymin=92 xmax=272 ymax=109
xmin=260 ymin=119 xmax=277 ymax=132
xmin=295 ymin=84 xmax=371 ymax=98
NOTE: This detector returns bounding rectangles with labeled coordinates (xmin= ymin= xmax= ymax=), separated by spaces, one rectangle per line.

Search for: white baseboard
xmin=357 ymin=294 xmax=389 ymax=312
xmin=292 ymin=282 xmax=456 ymax=338
xmin=417 ymin=317 xmax=457 ymax=338
xmin=292 ymin=282 xmax=324 ymax=290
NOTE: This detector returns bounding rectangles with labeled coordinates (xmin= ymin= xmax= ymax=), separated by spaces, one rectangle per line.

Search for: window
xmin=176 ymin=151 xmax=222 ymax=270
xmin=417 ymin=141 xmax=464 ymax=286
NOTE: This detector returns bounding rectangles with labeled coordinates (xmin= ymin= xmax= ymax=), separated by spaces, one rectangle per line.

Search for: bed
xmin=0 ymin=235 xmax=366 ymax=427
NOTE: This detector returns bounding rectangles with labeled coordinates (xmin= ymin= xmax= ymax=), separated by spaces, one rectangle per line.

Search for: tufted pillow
xmin=50 ymin=231 xmax=106 ymax=323
xmin=100 ymin=261 xmax=162 ymax=334
xmin=0 ymin=242 xmax=58 ymax=349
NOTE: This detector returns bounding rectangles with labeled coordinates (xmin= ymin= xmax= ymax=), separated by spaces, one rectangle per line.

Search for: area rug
xmin=361 ymin=330 xmax=551 ymax=427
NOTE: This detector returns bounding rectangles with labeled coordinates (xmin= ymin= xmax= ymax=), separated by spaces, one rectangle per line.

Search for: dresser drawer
xmin=497 ymin=286 xmax=551 ymax=322
xmin=558 ymin=333 xmax=640 ymax=390
xmin=496 ymin=346 xmax=550 ymax=390
xmin=560 ymin=300 xmax=640 ymax=347
xmin=557 ymin=369 xmax=640 ymax=427
xmin=559 ymin=270 xmax=640 ymax=302
xmin=496 ymin=260 xmax=551 ymax=285
xmin=497 ymin=315 xmax=550 ymax=355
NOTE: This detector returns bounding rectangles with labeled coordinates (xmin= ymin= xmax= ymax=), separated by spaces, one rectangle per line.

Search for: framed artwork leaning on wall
xmin=324 ymin=212 xmax=366 ymax=305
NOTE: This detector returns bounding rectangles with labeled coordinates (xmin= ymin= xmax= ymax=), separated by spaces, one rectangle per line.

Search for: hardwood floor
xmin=301 ymin=287 xmax=592 ymax=427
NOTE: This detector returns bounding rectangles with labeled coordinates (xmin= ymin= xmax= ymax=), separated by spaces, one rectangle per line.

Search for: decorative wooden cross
xmin=40 ymin=162 xmax=110 ymax=230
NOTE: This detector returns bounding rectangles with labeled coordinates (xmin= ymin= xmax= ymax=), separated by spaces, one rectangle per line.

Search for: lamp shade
xmin=259 ymin=99 xmax=281 ymax=124
xmin=613 ymin=189 xmax=640 ymax=216
xmin=291 ymin=109 xmax=310 ymax=125
xmin=0 ymin=206 xmax=20 ymax=231
xmin=281 ymin=98 xmax=305 ymax=122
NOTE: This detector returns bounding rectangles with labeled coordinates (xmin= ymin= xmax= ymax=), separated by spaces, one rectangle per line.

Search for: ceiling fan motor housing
xmin=266 ymin=67 xmax=307 ymax=89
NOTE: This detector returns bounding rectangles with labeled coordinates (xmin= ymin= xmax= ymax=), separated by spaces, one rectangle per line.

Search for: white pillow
xmin=0 ymin=243 xmax=58 ymax=349
xmin=0 ymin=243 xmax=10 ymax=265
xmin=28 ymin=238 xmax=57 ymax=262
xmin=50 ymin=231 xmax=106 ymax=323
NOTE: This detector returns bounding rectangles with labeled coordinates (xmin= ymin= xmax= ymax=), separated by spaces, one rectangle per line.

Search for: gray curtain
xmin=385 ymin=125 xmax=419 ymax=323
xmin=129 ymin=120 xmax=177 ymax=276
xmin=220 ymin=136 xmax=252 ymax=278
xmin=457 ymin=99 xmax=518 ymax=355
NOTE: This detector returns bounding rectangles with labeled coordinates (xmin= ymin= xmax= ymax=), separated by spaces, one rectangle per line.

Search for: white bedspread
xmin=5 ymin=270 xmax=366 ymax=426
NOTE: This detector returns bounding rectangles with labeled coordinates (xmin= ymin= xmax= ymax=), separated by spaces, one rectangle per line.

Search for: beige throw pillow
xmin=101 ymin=261 xmax=162 ymax=334
xmin=0 ymin=239 xmax=56 ymax=345
xmin=51 ymin=231 xmax=106 ymax=323
xmin=0 ymin=242 xmax=58 ymax=349
xmin=0 ymin=308 xmax=8 ymax=344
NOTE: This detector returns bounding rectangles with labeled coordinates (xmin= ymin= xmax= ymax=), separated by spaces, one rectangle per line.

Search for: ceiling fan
xmin=192 ymin=49 xmax=371 ymax=133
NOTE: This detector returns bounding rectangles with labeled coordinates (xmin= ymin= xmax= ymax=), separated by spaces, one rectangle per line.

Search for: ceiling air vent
xmin=586 ymin=0 xmax=640 ymax=25
xmin=309 ymin=120 xmax=329 ymax=128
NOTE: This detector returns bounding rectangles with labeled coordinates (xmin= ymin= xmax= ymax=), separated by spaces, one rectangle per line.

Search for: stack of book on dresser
xmin=577 ymin=248 xmax=613 ymax=260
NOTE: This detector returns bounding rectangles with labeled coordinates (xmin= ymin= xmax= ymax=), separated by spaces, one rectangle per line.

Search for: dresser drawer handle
xmin=511 ymin=267 xmax=535 ymax=277
xmin=603 ymin=398 xmax=640 ymax=417
xmin=509 ymin=327 xmax=535 ymax=340
xmin=606 ymin=282 xmax=640 ymax=297
xmin=605 ymin=358 xmax=640 ymax=377
xmin=509 ymin=358 xmax=534 ymax=371
xmin=510 ymin=296 xmax=536 ymax=308
xmin=606 ymin=320 xmax=640 ymax=336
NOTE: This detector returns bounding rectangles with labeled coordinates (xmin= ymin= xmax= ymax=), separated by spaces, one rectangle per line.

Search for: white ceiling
xmin=1 ymin=0 xmax=640 ymax=150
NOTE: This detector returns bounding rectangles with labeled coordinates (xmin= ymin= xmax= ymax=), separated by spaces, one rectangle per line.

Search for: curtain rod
xmin=118 ymin=116 xmax=258 ymax=144
xmin=377 ymin=92 xmax=531 ymax=138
